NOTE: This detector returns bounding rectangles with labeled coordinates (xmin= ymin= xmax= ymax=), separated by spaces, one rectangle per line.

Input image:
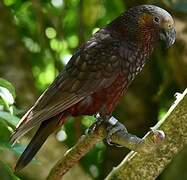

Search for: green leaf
xmin=0 ymin=160 xmax=20 ymax=180
xmin=0 ymin=111 xmax=20 ymax=127
xmin=0 ymin=87 xmax=14 ymax=108
xmin=0 ymin=78 xmax=16 ymax=99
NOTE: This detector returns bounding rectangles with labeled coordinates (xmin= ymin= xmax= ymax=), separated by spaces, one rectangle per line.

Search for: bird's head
xmin=136 ymin=5 xmax=176 ymax=48
xmin=110 ymin=5 xmax=176 ymax=48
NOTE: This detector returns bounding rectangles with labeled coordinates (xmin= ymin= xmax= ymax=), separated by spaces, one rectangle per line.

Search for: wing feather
xmin=11 ymin=29 xmax=122 ymax=143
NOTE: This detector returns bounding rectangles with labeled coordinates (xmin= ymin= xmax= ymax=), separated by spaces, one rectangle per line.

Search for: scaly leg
xmin=88 ymin=115 xmax=165 ymax=153
xmin=105 ymin=116 xmax=165 ymax=153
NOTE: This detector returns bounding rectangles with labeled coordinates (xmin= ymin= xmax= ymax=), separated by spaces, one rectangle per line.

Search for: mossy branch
xmin=106 ymin=89 xmax=187 ymax=180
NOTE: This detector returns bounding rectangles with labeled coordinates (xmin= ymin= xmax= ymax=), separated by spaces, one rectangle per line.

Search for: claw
xmin=150 ymin=129 xmax=165 ymax=144
xmin=137 ymin=129 xmax=166 ymax=153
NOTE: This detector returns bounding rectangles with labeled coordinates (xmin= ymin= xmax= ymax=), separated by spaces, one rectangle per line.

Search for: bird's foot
xmin=105 ymin=117 xmax=165 ymax=153
xmin=88 ymin=115 xmax=165 ymax=153
xmin=105 ymin=117 xmax=128 ymax=147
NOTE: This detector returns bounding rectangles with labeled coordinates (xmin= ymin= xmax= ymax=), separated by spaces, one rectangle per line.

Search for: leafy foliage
xmin=0 ymin=78 xmax=23 ymax=179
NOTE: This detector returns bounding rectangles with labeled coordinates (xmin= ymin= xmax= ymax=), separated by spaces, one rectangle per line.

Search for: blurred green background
xmin=0 ymin=0 xmax=187 ymax=179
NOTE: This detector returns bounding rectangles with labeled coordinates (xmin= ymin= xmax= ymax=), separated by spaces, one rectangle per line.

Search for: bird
xmin=11 ymin=4 xmax=176 ymax=172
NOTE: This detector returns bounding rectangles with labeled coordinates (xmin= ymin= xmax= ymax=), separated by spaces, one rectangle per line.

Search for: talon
xmin=151 ymin=130 xmax=165 ymax=143
xmin=139 ymin=129 xmax=165 ymax=153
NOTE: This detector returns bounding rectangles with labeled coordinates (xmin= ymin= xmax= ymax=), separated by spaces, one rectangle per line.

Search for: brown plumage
xmin=11 ymin=5 xmax=176 ymax=171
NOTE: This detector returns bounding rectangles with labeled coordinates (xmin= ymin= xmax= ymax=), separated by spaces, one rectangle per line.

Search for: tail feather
xmin=14 ymin=116 xmax=65 ymax=172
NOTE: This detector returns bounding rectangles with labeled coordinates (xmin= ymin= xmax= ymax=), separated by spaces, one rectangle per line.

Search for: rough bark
xmin=106 ymin=89 xmax=187 ymax=180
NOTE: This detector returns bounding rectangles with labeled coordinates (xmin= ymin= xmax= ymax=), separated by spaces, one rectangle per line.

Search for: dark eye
xmin=154 ymin=17 xmax=160 ymax=24
xmin=168 ymin=24 xmax=172 ymax=29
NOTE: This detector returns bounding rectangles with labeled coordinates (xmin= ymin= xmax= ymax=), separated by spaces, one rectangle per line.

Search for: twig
xmin=47 ymin=125 xmax=105 ymax=180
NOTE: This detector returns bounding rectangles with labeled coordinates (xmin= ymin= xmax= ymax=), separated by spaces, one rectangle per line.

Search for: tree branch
xmin=47 ymin=88 xmax=187 ymax=180
xmin=47 ymin=125 xmax=105 ymax=180
xmin=106 ymin=88 xmax=187 ymax=180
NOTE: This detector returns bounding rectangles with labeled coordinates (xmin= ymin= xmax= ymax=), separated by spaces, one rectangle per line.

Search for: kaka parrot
xmin=11 ymin=5 xmax=176 ymax=171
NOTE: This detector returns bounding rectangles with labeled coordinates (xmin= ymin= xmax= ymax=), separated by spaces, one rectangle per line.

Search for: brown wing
xmin=11 ymin=29 xmax=122 ymax=143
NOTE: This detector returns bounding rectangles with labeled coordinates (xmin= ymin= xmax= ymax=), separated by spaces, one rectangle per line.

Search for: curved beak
xmin=160 ymin=28 xmax=176 ymax=48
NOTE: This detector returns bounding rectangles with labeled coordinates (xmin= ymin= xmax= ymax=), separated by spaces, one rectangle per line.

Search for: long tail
xmin=14 ymin=115 xmax=66 ymax=172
